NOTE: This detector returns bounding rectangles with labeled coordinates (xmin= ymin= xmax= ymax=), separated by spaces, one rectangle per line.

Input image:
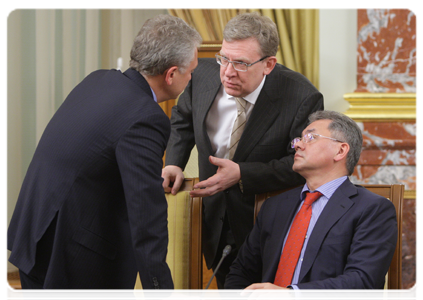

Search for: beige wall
xmin=319 ymin=9 xmax=357 ymax=113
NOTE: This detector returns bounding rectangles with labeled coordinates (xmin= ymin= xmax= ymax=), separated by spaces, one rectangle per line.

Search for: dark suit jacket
xmin=225 ymin=179 xmax=398 ymax=289
xmin=8 ymin=68 xmax=174 ymax=289
xmin=165 ymin=58 xmax=324 ymax=268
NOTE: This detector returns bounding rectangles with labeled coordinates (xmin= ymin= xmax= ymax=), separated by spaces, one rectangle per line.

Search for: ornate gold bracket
xmin=343 ymin=93 xmax=416 ymax=121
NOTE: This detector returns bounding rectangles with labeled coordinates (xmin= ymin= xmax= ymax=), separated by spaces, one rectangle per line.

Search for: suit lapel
xmin=197 ymin=75 xmax=222 ymax=156
xmin=232 ymin=70 xmax=282 ymax=162
xmin=262 ymin=188 xmax=303 ymax=282
xmin=298 ymin=180 xmax=358 ymax=283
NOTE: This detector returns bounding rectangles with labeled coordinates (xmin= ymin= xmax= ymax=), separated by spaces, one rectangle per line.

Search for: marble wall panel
xmin=351 ymin=121 xmax=416 ymax=189
xmin=350 ymin=8 xmax=416 ymax=289
xmin=352 ymin=165 xmax=416 ymax=190
xmin=360 ymin=122 xmax=416 ymax=147
xmin=350 ymin=121 xmax=415 ymax=288
xmin=358 ymin=149 xmax=416 ymax=166
xmin=356 ymin=9 xmax=416 ymax=93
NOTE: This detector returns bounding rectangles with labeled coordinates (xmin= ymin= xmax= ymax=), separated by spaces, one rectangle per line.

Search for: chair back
xmin=254 ymin=183 xmax=404 ymax=289
xmin=135 ymin=178 xmax=203 ymax=289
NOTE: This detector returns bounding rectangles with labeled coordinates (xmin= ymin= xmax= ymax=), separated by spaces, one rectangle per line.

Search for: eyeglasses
xmin=291 ymin=133 xmax=345 ymax=149
xmin=215 ymin=54 xmax=269 ymax=72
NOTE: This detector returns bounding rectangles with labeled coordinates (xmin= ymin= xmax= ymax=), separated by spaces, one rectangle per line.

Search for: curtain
xmin=169 ymin=9 xmax=248 ymax=41
xmin=169 ymin=9 xmax=319 ymax=88
xmin=7 ymin=10 xmax=101 ymax=273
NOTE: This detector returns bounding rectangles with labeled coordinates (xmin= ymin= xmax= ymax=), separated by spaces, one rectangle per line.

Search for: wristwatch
xmin=288 ymin=286 xmax=295 ymax=300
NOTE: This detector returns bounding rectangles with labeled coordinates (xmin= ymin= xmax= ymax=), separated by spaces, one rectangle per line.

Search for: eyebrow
xmin=219 ymin=52 xmax=250 ymax=63
xmin=302 ymin=128 xmax=316 ymax=135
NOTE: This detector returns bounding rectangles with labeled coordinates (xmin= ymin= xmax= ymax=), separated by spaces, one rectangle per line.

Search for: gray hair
xmin=130 ymin=14 xmax=202 ymax=76
xmin=223 ymin=12 xmax=279 ymax=57
xmin=308 ymin=111 xmax=363 ymax=175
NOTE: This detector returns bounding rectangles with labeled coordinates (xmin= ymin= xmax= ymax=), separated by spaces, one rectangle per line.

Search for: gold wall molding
xmin=199 ymin=43 xmax=222 ymax=48
xmin=343 ymin=93 xmax=416 ymax=121
xmin=405 ymin=190 xmax=416 ymax=200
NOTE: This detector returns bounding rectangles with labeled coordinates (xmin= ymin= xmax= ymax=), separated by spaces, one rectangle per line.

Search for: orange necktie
xmin=273 ymin=191 xmax=323 ymax=287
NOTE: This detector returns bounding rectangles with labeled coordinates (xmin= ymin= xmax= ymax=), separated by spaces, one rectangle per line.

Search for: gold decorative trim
xmin=405 ymin=190 xmax=416 ymax=200
xmin=343 ymin=93 xmax=416 ymax=121
xmin=199 ymin=44 xmax=222 ymax=48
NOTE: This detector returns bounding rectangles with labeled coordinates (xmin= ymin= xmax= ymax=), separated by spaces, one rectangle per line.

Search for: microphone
xmin=205 ymin=245 xmax=232 ymax=289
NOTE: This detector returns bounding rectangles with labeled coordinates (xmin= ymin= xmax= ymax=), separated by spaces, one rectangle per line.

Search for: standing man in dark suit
xmin=162 ymin=12 xmax=323 ymax=288
xmin=225 ymin=111 xmax=397 ymax=289
xmin=7 ymin=14 xmax=202 ymax=289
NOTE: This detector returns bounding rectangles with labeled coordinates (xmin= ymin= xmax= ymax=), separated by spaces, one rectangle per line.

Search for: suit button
xmin=220 ymin=217 xmax=224 ymax=222
xmin=225 ymin=190 xmax=229 ymax=194
xmin=153 ymin=277 xmax=159 ymax=289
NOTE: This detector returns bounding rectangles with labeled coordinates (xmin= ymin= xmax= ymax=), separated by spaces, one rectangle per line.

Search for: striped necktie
xmin=228 ymin=97 xmax=247 ymax=160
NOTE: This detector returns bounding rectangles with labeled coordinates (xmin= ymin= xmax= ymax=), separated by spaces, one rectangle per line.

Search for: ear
xmin=263 ymin=56 xmax=277 ymax=75
xmin=334 ymin=143 xmax=350 ymax=162
xmin=164 ymin=66 xmax=178 ymax=85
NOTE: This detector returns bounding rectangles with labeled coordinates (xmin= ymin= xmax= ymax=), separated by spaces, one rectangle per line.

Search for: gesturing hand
xmin=190 ymin=156 xmax=241 ymax=197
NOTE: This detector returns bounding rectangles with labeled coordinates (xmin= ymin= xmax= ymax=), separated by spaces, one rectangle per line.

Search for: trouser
xmin=212 ymin=215 xmax=238 ymax=289
xmin=19 ymin=270 xmax=58 ymax=300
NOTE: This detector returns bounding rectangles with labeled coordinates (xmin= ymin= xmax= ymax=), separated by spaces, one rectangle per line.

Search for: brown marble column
xmin=345 ymin=9 xmax=416 ymax=289
xmin=356 ymin=9 xmax=416 ymax=93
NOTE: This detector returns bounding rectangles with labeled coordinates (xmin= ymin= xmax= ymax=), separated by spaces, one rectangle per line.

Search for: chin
xmin=292 ymin=164 xmax=301 ymax=173
xmin=223 ymin=87 xmax=241 ymax=97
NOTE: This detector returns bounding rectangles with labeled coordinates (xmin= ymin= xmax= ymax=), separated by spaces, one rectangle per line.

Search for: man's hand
xmin=162 ymin=293 xmax=204 ymax=300
xmin=241 ymin=282 xmax=292 ymax=300
xmin=161 ymin=165 xmax=185 ymax=195
xmin=190 ymin=156 xmax=241 ymax=197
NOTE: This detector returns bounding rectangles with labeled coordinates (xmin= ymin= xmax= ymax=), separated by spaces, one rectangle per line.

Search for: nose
xmin=224 ymin=62 xmax=237 ymax=76
xmin=294 ymin=139 xmax=305 ymax=151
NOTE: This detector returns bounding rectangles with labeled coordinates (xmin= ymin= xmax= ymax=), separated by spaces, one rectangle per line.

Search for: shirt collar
xmin=150 ymin=87 xmax=157 ymax=103
xmin=301 ymin=176 xmax=348 ymax=200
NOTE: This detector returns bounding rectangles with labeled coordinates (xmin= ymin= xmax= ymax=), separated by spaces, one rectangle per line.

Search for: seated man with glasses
xmin=225 ymin=110 xmax=398 ymax=290
xmin=162 ymin=12 xmax=324 ymax=288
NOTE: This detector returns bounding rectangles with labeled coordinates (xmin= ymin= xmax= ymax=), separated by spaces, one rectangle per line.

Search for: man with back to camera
xmin=161 ymin=12 xmax=324 ymax=288
xmin=224 ymin=110 xmax=398 ymax=289
xmin=7 ymin=14 xmax=202 ymax=289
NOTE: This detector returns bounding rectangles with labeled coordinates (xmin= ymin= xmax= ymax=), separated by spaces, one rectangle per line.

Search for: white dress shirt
xmin=205 ymin=76 xmax=266 ymax=159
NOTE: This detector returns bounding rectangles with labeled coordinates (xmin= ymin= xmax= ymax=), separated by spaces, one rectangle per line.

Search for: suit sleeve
xmin=115 ymin=110 xmax=174 ymax=289
xmin=164 ymin=79 xmax=196 ymax=169
xmin=224 ymin=199 xmax=271 ymax=289
xmin=239 ymin=90 xmax=323 ymax=194
xmin=298 ymin=197 xmax=397 ymax=289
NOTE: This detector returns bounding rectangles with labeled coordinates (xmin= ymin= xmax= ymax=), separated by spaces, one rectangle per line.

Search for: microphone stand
xmin=205 ymin=245 xmax=232 ymax=289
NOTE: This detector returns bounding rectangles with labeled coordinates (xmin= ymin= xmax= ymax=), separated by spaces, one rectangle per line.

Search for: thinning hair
xmin=130 ymin=14 xmax=202 ymax=76
xmin=223 ymin=12 xmax=279 ymax=57
xmin=308 ymin=110 xmax=363 ymax=175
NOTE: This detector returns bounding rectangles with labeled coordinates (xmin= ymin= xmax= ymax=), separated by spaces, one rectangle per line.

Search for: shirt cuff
xmin=291 ymin=285 xmax=304 ymax=300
